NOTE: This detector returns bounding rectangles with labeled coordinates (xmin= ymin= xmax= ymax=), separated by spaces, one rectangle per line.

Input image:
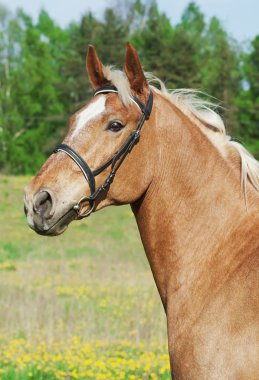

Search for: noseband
xmin=53 ymin=85 xmax=153 ymax=218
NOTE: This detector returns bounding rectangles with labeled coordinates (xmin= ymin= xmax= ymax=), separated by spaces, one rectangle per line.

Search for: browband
xmin=94 ymin=85 xmax=118 ymax=96
xmin=94 ymin=85 xmax=153 ymax=119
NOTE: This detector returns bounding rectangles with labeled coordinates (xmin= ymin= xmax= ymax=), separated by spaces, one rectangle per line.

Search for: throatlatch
xmin=54 ymin=85 xmax=153 ymax=218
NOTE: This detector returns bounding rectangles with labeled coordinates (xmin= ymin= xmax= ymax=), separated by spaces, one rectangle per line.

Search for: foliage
xmin=0 ymin=339 xmax=171 ymax=379
xmin=0 ymin=0 xmax=258 ymax=174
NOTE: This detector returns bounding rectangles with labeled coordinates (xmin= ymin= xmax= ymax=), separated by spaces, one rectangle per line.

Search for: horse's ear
xmin=124 ymin=43 xmax=149 ymax=94
xmin=86 ymin=45 xmax=108 ymax=89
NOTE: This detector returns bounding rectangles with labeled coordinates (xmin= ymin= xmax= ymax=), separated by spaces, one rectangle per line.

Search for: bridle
xmin=54 ymin=86 xmax=153 ymax=219
xmin=53 ymin=85 xmax=153 ymax=219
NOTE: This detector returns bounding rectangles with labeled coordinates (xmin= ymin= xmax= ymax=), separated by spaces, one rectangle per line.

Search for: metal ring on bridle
xmin=72 ymin=195 xmax=95 ymax=219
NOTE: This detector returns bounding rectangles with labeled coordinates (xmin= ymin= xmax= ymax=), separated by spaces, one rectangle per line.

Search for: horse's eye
xmin=107 ymin=121 xmax=124 ymax=133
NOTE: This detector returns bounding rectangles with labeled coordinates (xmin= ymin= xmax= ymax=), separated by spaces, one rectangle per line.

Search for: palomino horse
xmin=24 ymin=44 xmax=259 ymax=379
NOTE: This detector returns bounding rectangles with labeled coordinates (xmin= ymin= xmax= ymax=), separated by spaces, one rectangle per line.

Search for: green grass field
xmin=0 ymin=176 xmax=170 ymax=379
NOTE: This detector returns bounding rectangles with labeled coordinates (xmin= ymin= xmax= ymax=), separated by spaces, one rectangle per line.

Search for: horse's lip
xmin=31 ymin=207 xmax=77 ymax=236
xmin=34 ymin=224 xmax=68 ymax=236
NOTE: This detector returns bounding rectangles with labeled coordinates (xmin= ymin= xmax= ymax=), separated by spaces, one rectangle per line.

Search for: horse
xmin=24 ymin=43 xmax=259 ymax=379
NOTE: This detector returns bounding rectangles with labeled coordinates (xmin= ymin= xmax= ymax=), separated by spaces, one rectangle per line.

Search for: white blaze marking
xmin=72 ymin=95 xmax=106 ymax=136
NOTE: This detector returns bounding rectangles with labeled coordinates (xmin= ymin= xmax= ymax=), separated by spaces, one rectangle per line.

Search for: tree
xmin=0 ymin=8 xmax=65 ymax=173
xmin=132 ymin=3 xmax=174 ymax=83
xmin=200 ymin=17 xmax=241 ymax=133
xmin=98 ymin=8 xmax=129 ymax=66
xmin=63 ymin=12 xmax=103 ymax=106
xmin=237 ymin=35 xmax=259 ymax=157
xmin=132 ymin=2 xmax=201 ymax=89
xmin=247 ymin=34 xmax=259 ymax=140
xmin=0 ymin=1 xmax=257 ymax=173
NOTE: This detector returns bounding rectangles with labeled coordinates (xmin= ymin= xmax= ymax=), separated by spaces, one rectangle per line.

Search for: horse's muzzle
xmin=24 ymin=188 xmax=75 ymax=236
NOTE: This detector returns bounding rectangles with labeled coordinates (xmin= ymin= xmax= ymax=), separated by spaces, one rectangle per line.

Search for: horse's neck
xmin=132 ymin=95 xmax=258 ymax=327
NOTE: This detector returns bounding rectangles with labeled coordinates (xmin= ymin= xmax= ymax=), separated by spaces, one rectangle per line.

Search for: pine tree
xmin=200 ymin=17 xmax=241 ymax=133
xmin=237 ymin=35 xmax=259 ymax=156
xmin=0 ymin=9 xmax=65 ymax=173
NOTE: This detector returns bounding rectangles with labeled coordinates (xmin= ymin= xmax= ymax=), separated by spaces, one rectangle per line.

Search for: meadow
xmin=0 ymin=176 xmax=170 ymax=379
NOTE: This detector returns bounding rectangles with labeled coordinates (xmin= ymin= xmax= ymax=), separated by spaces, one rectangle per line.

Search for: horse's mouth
xmin=33 ymin=223 xmax=68 ymax=236
xmin=29 ymin=207 xmax=77 ymax=236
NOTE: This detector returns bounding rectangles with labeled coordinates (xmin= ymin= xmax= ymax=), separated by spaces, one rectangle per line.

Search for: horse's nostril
xmin=24 ymin=204 xmax=28 ymax=216
xmin=33 ymin=190 xmax=53 ymax=218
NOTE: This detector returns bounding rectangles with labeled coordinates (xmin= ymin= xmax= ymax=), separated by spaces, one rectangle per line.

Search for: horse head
xmin=24 ymin=44 xmax=154 ymax=236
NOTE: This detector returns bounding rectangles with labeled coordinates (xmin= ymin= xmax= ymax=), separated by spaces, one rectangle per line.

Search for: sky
xmin=3 ymin=0 xmax=259 ymax=43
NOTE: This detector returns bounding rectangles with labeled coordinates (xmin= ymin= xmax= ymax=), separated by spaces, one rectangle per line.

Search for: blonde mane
xmin=103 ymin=66 xmax=259 ymax=193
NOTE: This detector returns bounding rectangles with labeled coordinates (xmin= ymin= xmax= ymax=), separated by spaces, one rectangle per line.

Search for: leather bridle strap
xmin=53 ymin=85 xmax=153 ymax=218
xmin=53 ymin=143 xmax=96 ymax=213
xmin=54 ymin=144 xmax=96 ymax=194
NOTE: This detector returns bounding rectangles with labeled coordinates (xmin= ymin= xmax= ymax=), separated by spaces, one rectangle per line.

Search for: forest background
xmin=0 ymin=0 xmax=258 ymax=173
xmin=0 ymin=1 xmax=258 ymax=378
